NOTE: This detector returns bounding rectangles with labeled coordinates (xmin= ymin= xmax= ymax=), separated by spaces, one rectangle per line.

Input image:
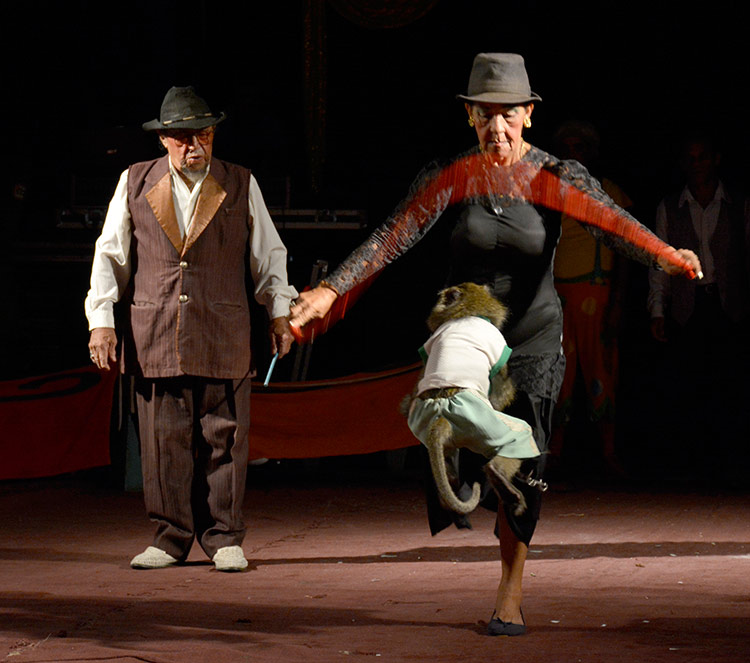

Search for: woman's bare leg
xmin=494 ymin=509 xmax=528 ymax=624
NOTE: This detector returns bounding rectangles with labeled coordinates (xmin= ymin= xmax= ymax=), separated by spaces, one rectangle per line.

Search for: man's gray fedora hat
xmin=142 ymin=86 xmax=226 ymax=131
xmin=457 ymin=53 xmax=542 ymax=105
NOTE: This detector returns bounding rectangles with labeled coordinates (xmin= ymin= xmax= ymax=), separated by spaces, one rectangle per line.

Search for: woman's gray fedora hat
xmin=142 ymin=86 xmax=226 ymax=131
xmin=457 ymin=53 xmax=542 ymax=105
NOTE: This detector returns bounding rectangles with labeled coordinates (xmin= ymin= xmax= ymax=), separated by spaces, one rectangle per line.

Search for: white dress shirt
xmin=648 ymin=182 xmax=728 ymax=318
xmin=85 ymin=160 xmax=298 ymax=330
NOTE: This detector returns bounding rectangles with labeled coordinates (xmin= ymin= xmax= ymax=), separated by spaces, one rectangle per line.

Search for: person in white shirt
xmin=647 ymin=134 xmax=750 ymax=482
xmin=648 ymin=137 xmax=747 ymax=337
xmin=85 ymin=86 xmax=297 ymax=572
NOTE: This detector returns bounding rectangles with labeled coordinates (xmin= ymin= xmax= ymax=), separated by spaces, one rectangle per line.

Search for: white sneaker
xmin=130 ymin=546 xmax=178 ymax=569
xmin=212 ymin=545 xmax=248 ymax=572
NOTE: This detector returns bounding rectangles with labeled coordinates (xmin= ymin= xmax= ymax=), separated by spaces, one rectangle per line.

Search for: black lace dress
xmin=325 ymin=145 xmax=664 ymax=542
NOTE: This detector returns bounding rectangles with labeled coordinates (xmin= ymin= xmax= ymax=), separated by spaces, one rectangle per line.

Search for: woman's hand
xmin=288 ymin=285 xmax=339 ymax=328
xmin=657 ymin=248 xmax=703 ymax=279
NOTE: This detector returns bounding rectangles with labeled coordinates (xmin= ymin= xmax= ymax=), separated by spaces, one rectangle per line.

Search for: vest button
xmin=179 ymin=261 xmax=188 ymax=269
xmin=179 ymin=294 xmax=188 ymax=303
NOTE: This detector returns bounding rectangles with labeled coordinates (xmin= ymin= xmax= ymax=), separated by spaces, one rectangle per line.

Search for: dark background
xmin=2 ymin=0 xmax=747 ymax=383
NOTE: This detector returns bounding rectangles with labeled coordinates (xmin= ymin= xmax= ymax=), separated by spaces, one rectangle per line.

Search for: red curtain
xmin=0 ymin=366 xmax=116 ymax=480
xmin=249 ymin=364 xmax=420 ymax=458
xmin=0 ymin=363 xmax=421 ymax=479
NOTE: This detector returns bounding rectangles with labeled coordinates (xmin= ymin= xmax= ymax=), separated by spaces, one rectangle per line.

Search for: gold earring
xmin=468 ymin=116 xmax=475 ymax=127
xmin=523 ymin=117 xmax=532 ymax=128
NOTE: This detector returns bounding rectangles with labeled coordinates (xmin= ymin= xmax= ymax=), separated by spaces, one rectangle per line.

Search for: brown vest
xmin=122 ymin=155 xmax=253 ymax=378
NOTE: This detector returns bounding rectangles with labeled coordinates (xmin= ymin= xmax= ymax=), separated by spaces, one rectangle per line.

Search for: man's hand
xmin=288 ymin=286 xmax=338 ymax=328
xmin=269 ymin=316 xmax=294 ymax=358
xmin=650 ymin=316 xmax=668 ymax=343
xmin=89 ymin=327 xmax=117 ymax=370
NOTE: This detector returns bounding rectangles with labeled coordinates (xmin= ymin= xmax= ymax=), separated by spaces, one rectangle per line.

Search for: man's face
xmin=557 ymin=136 xmax=596 ymax=168
xmin=159 ymin=127 xmax=215 ymax=178
xmin=681 ymin=140 xmax=719 ymax=185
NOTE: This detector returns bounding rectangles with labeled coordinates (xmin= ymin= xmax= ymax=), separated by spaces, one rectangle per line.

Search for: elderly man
xmin=85 ymin=86 xmax=297 ymax=571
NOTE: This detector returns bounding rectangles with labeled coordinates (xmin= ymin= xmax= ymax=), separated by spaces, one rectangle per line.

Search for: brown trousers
xmin=134 ymin=375 xmax=251 ymax=560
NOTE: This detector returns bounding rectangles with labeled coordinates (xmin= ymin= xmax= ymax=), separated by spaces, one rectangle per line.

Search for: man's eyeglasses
xmin=162 ymin=128 xmax=214 ymax=146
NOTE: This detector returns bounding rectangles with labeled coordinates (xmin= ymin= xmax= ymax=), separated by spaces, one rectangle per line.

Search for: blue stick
xmin=263 ymin=352 xmax=279 ymax=387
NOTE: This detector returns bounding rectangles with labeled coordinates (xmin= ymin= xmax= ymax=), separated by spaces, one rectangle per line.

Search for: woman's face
xmin=467 ymin=102 xmax=533 ymax=162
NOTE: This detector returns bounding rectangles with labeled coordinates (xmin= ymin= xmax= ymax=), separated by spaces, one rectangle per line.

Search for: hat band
xmin=162 ymin=112 xmax=215 ymax=126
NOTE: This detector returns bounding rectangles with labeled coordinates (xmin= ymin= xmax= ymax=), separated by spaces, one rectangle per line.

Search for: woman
xmin=289 ymin=53 xmax=701 ymax=636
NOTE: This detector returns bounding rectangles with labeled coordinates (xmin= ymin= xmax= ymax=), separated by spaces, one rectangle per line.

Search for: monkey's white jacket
xmin=416 ymin=316 xmax=511 ymax=397
xmin=409 ymin=316 xmax=539 ymax=460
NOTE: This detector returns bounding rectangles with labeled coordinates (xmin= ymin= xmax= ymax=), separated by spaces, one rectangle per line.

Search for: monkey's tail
xmin=426 ymin=417 xmax=481 ymax=515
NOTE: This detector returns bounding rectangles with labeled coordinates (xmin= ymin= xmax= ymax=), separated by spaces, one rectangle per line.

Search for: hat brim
xmin=142 ymin=112 xmax=226 ymax=132
xmin=457 ymin=91 xmax=542 ymax=105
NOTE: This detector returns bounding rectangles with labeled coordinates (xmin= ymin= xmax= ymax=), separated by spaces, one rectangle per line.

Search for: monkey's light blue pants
xmin=407 ymin=390 xmax=540 ymax=460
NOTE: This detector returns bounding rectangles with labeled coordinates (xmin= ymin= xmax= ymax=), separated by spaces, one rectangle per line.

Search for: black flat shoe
xmin=487 ymin=610 xmax=526 ymax=636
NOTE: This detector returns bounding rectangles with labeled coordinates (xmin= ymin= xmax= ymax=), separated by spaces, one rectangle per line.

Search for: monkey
xmin=404 ymin=282 xmax=541 ymax=516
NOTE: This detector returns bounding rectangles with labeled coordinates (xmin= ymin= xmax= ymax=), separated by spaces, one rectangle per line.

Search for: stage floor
xmin=1 ymin=466 xmax=748 ymax=662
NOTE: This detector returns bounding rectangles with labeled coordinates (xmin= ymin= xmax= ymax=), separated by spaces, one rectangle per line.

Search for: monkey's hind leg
xmin=484 ymin=456 xmax=527 ymax=516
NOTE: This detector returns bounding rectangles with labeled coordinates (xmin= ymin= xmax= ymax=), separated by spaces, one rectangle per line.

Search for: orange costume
xmin=553 ymin=179 xmax=632 ymax=442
